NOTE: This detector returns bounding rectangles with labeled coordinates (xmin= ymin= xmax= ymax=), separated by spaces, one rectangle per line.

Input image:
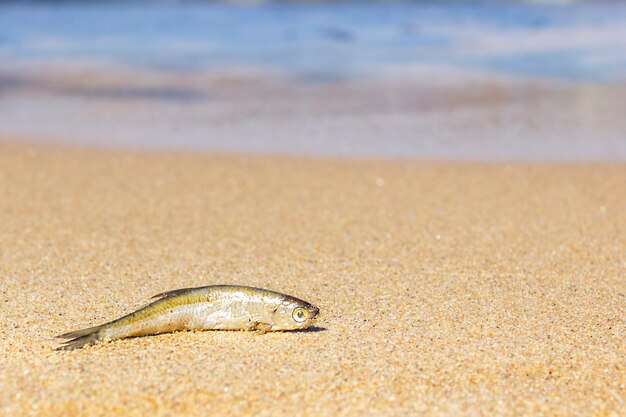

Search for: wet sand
xmin=1 ymin=65 xmax=625 ymax=160
xmin=0 ymin=143 xmax=624 ymax=416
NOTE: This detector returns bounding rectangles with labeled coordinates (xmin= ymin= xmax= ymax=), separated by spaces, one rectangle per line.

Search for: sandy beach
xmin=0 ymin=143 xmax=623 ymax=416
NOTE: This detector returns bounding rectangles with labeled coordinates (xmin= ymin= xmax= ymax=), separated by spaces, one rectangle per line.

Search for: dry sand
xmin=0 ymin=143 xmax=624 ymax=416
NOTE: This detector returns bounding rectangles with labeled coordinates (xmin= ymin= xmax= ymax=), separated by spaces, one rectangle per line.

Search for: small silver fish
xmin=56 ymin=285 xmax=320 ymax=350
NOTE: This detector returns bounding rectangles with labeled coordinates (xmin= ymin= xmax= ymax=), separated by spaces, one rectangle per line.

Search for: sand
xmin=0 ymin=143 xmax=624 ymax=416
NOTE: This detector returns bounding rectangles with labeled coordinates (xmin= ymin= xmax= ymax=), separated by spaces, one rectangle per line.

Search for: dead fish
xmin=56 ymin=285 xmax=319 ymax=350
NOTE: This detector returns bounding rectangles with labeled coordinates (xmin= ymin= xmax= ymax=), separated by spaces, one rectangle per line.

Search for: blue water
xmin=1 ymin=2 xmax=626 ymax=80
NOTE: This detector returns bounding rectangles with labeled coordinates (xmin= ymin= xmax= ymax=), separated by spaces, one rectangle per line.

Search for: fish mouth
xmin=309 ymin=306 xmax=320 ymax=319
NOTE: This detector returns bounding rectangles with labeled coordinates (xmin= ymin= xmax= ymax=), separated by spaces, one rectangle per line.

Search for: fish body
xmin=57 ymin=285 xmax=319 ymax=350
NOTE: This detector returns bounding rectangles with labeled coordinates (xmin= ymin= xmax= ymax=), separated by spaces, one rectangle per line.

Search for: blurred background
xmin=0 ymin=0 xmax=625 ymax=159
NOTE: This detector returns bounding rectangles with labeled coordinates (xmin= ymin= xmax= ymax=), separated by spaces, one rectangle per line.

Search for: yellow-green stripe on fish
xmin=56 ymin=285 xmax=320 ymax=350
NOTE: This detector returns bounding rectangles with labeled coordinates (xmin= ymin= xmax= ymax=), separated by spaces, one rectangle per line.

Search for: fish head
xmin=273 ymin=296 xmax=319 ymax=330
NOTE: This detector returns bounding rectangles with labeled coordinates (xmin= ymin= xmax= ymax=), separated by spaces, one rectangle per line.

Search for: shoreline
xmin=3 ymin=137 xmax=626 ymax=164
xmin=2 ymin=65 xmax=626 ymax=161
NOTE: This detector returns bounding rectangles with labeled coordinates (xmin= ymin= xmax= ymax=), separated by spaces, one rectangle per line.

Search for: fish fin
xmin=151 ymin=287 xmax=200 ymax=300
xmin=57 ymin=324 xmax=104 ymax=340
xmin=56 ymin=328 xmax=103 ymax=351
xmin=248 ymin=321 xmax=272 ymax=334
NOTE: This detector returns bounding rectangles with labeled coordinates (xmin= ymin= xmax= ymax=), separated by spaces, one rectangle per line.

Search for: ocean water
xmin=1 ymin=2 xmax=626 ymax=81
xmin=1 ymin=2 xmax=626 ymax=159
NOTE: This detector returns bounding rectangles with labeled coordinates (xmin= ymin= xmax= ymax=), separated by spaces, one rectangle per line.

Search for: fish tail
xmin=57 ymin=324 xmax=104 ymax=340
xmin=56 ymin=324 xmax=105 ymax=351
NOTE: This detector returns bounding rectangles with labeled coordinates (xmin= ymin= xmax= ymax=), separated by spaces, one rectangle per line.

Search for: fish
xmin=56 ymin=285 xmax=320 ymax=350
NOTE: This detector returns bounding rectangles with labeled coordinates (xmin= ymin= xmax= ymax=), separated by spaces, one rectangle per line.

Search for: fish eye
xmin=292 ymin=307 xmax=308 ymax=323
